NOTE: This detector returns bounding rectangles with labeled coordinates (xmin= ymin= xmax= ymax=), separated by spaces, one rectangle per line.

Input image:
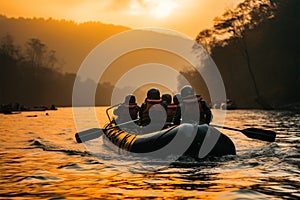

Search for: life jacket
xmin=181 ymin=97 xmax=200 ymax=123
xmin=196 ymin=96 xmax=205 ymax=113
xmin=140 ymin=99 xmax=165 ymax=125
xmin=114 ymin=103 xmax=139 ymax=121
xmin=197 ymin=97 xmax=208 ymax=124
xmin=173 ymin=96 xmax=210 ymax=125
xmin=166 ymin=104 xmax=178 ymax=123
xmin=123 ymin=103 xmax=139 ymax=120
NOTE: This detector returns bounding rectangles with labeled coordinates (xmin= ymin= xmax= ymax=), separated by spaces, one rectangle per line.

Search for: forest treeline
xmin=0 ymin=35 xmax=114 ymax=106
xmin=190 ymin=0 xmax=299 ymax=109
xmin=0 ymin=15 xmax=129 ymax=73
xmin=1 ymin=0 xmax=299 ymax=109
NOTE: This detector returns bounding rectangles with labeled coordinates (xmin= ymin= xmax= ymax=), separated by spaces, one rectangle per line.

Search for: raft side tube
xmin=103 ymin=124 xmax=236 ymax=159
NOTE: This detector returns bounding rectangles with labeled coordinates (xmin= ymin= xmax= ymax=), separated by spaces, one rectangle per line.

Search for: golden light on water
xmin=0 ymin=108 xmax=299 ymax=198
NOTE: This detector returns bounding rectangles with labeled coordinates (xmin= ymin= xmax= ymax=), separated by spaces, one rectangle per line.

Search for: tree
xmin=25 ymin=38 xmax=47 ymax=68
xmin=196 ymin=0 xmax=277 ymax=109
xmin=46 ymin=50 xmax=58 ymax=69
xmin=195 ymin=29 xmax=214 ymax=53
xmin=0 ymin=34 xmax=21 ymax=60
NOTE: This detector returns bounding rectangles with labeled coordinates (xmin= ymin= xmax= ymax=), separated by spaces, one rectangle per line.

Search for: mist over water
xmin=0 ymin=107 xmax=299 ymax=199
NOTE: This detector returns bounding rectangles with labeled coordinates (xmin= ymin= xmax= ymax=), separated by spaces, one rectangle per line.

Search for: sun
xmin=127 ymin=0 xmax=179 ymax=19
xmin=151 ymin=0 xmax=179 ymax=18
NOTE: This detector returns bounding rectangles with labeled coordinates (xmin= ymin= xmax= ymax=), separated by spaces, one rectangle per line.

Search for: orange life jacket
xmin=166 ymin=104 xmax=178 ymax=123
xmin=123 ymin=103 xmax=139 ymax=120
xmin=114 ymin=103 xmax=139 ymax=121
xmin=140 ymin=99 xmax=165 ymax=125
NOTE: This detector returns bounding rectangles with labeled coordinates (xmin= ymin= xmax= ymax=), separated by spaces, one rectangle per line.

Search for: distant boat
xmin=0 ymin=105 xmax=21 ymax=114
xmin=220 ymin=99 xmax=236 ymax=110
xmin=212 ymin=102 xmax=221 ymax=109
xmin=1 ymin=103 xmax=58 ymax=113
xmin=49 ymin=104 xmax=57 ymax=110
xmin=3 ymin=110 xmax=21 ymax=115
xmin=20 ymin=107 xmax=47 ymax=112
xmin=20 ymin=104 xmax=57 ymax=112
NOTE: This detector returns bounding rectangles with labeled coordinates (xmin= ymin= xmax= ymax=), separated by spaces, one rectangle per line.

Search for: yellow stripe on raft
xmin=105 ymin=128 xmax=137 ymax=151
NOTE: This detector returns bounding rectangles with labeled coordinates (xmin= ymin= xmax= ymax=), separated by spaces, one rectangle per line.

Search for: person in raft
xmin=196 ymin=94 xmax=212 ymax=125
xmin=113 ymin=94 xmax=140 ymax=125
xmin=173 ymin=85 xmax=212 ymax=125
xmin=139 ymin=88 xmax=167 ymax=126
xmin=171 ymin=93 xmax=182 ymax=125
xmin=161 ymin=93 xmax=174 ymax=123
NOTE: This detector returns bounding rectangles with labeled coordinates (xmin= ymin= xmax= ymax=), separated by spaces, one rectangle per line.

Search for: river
xmin=0 ymin=107 xmax=299 ymax=199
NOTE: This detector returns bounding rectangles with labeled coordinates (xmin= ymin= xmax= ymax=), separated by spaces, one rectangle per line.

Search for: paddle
xmin=75 ymin=119 xmax=139 ymax=143
xmin=210 ymin=124 xmax=276 ymax=142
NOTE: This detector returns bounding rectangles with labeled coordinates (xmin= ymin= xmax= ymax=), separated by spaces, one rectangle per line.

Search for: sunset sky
xmin=0 ymin=0 xmax=243 ymax=38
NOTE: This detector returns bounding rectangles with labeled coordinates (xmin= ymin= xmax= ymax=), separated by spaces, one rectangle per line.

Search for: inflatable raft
xmin=102 ymin=123 xmax=236 ymax=160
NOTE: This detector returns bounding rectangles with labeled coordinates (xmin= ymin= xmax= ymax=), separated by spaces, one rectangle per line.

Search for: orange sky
xmin=0 ymin=0 xmax=243 ymax=38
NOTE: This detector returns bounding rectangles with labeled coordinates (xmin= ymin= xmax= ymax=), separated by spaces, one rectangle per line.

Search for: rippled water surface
xmin=0 ymin=107 xmax=299 ymax=199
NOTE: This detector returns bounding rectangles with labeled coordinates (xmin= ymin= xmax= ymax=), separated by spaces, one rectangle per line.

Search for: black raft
xmin=103 ymin=123 xmax=236 ymax=160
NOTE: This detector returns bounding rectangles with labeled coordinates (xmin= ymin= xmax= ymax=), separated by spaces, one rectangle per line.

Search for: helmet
xmin=181 ymin=85 xmax=195 ymax=99
xmin=162 ymin=94 xmax=172 ymax=104
xmin=125 ymin=94 xmax=136 ymax=104
xmin=173 ymin=93 xmax=181 ymax=105
xmin=147 ymin=88 xmax=160 ymax=100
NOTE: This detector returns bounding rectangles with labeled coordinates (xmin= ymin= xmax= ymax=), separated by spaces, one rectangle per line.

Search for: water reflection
xmin=0 ymin=108 xmax=299 ymax=199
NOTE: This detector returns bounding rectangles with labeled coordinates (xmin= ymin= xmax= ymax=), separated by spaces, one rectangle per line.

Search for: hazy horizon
xmin=0 ymin=0 xmax=243 ymax=39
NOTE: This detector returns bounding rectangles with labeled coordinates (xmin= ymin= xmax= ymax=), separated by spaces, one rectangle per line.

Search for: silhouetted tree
xmin=0 ymin=34 xmax=19 ymax=103
xmin=46 ymin=50 xmax=58 ymax=69
xmin=196 ymin=0 xmax=277 ymax=109
xmin=0 ymin=25 xmax=127 ymax=106
xmin=195 ymin=29 xmax=214 ymax=52
xmin=213 ymin=0 xmax=277 ymax=109
xmin=195 ymin=0 xmax=300 ymax=109
xmin=0 ymin=34 xmax=21 ymax=60
xmin=25 ymin=38 xmax=47 ymax=68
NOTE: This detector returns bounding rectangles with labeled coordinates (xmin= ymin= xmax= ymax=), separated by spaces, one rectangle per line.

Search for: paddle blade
xmin=242 ymin=128 xmax=276 ymax=142
xmin=75 ymin=128 xmax=103 ymax=143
